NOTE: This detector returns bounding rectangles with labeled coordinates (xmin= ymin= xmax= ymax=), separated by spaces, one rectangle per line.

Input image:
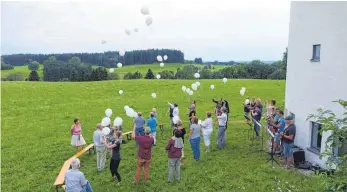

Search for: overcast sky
xmin=1 ymin=0 xmax=290 ymax=61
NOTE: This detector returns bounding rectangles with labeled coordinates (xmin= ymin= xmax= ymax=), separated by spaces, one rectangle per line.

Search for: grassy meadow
xmin=1 ymin=79 xmax=325 ymax=192
xmin=1 ymin=63 xmax=225 ymax=79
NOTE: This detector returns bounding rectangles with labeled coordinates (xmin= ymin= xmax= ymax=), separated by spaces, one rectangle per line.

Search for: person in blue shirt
xmin=147 ymin=112 xmax=157 ymax=146
xmin=271 ymin=110 xmax=285 ymax=152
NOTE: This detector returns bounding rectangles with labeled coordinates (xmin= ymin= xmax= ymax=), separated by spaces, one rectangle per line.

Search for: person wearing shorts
xmin=281 ymin=116 xmax=296 ymax=169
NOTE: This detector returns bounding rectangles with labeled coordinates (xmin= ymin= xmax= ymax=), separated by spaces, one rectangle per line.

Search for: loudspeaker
xmin=293 ymin=150 xmax=305 ymax=165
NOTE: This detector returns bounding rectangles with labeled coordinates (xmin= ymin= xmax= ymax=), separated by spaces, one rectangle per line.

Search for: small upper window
xmin=311 ymin=44 xmax=321 ymax=61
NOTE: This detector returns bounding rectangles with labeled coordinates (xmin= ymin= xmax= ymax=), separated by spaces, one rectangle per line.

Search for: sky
xmin=1 ymin=0 xmax=290 ymax=61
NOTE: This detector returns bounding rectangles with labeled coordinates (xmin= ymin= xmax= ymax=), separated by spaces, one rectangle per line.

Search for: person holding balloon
xmin=147 ymin=112 xmax=157 ymax=146
xmin=104 ymin=131 xmax=122 ymax=184
xmin=70 ymin=118 xmax=86 ymax=153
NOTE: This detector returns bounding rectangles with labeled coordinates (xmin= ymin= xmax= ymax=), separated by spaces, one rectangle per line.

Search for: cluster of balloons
xmin=157 ymin=55 xmax=168 ymax=68
xmin=240 ymin=87 xmax=246 ymax=96
xmin=124 ymin=6 xmax=152 ymax=36
xmin=181 ymin=86 xmax=193 ymax=96
xmin=124 ymin=105 xmax=138 ymax=118
xmin=191 ymin=82 xmax=200 ymax=91
xmin=101 ymin=108 xmax=124 ymax=135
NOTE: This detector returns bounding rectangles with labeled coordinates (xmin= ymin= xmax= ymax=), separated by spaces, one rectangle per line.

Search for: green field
xmin=1 ymin=63 xmax=225 ymax=79
xmin=1 ymin=79 xmax=324 ymax=191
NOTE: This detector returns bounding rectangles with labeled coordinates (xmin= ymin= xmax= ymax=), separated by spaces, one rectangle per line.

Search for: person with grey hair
xmin=281 ymin=116 xmax=296 ymax=169
xmin=93 ymin=123 xmax=106 ymax=172
xmin=216 ymin=107 xmax=228 ymax=149
xmin=65 ymin=158 xmax=93 ymax=192
xmin=134 ymin=112 xmax=146 ymax=146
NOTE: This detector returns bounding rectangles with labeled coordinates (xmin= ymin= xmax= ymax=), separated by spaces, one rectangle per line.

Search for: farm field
xmin=0 ymin=63 xmax=226 ymax=79
xmin=1 ymin=79 xmax=324 ymax=192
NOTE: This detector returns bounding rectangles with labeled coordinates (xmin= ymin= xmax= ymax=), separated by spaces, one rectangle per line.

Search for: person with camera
xmin=251 ymin=105 xmax=262 ymax=138
xmin=281 ymin=116 xmax=296 ymax=169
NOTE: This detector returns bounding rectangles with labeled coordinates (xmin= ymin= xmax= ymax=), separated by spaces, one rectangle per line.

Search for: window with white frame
xmin=310 ymin=121 xmax=322 ymax=153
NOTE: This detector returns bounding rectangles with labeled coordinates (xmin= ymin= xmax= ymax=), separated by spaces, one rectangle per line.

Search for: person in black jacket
xmin=212 ymin=98 xmax=224 ymax=115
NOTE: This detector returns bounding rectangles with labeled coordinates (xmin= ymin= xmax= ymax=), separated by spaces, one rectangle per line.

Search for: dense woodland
xmin=1 ymin=48 xmax=288 ymax=81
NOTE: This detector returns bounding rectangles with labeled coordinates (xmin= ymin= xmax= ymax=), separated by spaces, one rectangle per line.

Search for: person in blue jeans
xmin=147 ymin=112 xmax=157 ymax=146
xmin=281 ymin=116 xmax=296 ymax=169
xmin=189 ymin=117 xmax=201 ymax=161
xmin=65 ymin=158 xmax=93 ymax=192
xmin=271 ymin=110 xmax=286 ymax=152
xmin=133 ymin=112 xmax=146 ymax=146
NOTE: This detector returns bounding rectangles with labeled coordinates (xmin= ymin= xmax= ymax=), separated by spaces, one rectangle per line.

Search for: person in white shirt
xmin=216 ymin=107 xmax=227 ymax=149
xmin=93 ymin=123 xmax=106 ymax=172
xmin=168 ymin=102 xmax=179 ymax=127
xmin=200 ymin=112 xmax=213 ymax=152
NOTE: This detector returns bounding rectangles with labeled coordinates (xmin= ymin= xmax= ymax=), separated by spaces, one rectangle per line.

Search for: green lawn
xmin=1 ymin=63 xmax=225 ymax=79
xmin=1 ymin=79 xmax=324 ymax=191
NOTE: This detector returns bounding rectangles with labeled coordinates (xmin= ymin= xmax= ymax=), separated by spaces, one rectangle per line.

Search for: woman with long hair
xmin=201 ymin=112 xmax=213 ymax=152
xmin=104 ymin=131 xmax=122 ymax=184
xmin=70 ymin=118 xmax=86 ymax=153
xmin=189 ymin=117 xmax=201 ymax=161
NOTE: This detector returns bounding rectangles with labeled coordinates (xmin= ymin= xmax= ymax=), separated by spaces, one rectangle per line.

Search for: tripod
xmin=266 ymin=135 xmax=280 ymax=166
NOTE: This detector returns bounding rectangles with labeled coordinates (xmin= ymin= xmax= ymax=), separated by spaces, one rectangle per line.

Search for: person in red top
xmin=166 ymin=130 xmax=183 ymax=183
xmin=132 ymin=127 xmax=154 ymax=184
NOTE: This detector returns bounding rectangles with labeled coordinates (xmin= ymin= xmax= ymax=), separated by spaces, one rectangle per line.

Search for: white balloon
xmin=223 ymin=78 xmax=228 ymax=83
xmin=242 ymin=87 xmax=246 ymax=91
xmin=245 ymin=99 xmax=250 ymax=105
xmin=160 ymin=62 xmax=164 ymax=67
xmin=109 ymin=68 xmax=114 ymax=73
xmin=151 ymin=93 xmax=157 ymax=98
xmin=124 ymin=105 xmax=130 ymax=111
xmin=101 ymin=40 xmax=106 ymax=44
xmin=163 ymin=55 xmax=168 ymax=61
xmin=186 ymin=88 xmax=191 ymax=94
xmin=157 ymin=55 xmax=163 ymax=62
xmin=141 ymin=6 xmax=150 ymax=15
xmin=172 ymin=116 xmax=180 ymax=124
xmin=117 ymin=63 xmax=122 ymax=68
xmin=210 ymin=85 xmax=215 ymax=90
xmin=198 ymin=120 xmax=202 ymax=125
xmin=145 ymin=16 xmax=153 ymax=26
xmin=105 ymin=108 xmax=112 ymax=117
xmin=125 ymin=29 xmax=131 ymax=35
xmin=196 ymin=82 xmax=201 ymax=87
xmin=126 ymin=109 xmax=134 ymax=118
xmin=132 ymin=111 xmax=138 ymax=118
xmin=134 ymin=28 xmax=139 ymax=32
xmin=240 ymin=89 xmax=246 ymax=96
xmin=119 ymin=90 xmax=123 ymax=95
xmin=156 ymin=74 xmax=161 ymax=79
xmin=119 ymin=50 xmax=125 ymax=57
xmin=114 ymin=117 xmax=123 ymax=126
xmin=191 ymin=83 xmax=198 ymax=91
xmin=181 ymin=86 xmax=187 ymax=92
xmin=101 ymin=117 xmax=111 ymax=127
xmin=102 ymin=127 xmax=110 ymax=135
xmin=189 ymin=91 xmax=193 ymax=96
xmin=194 ymin=73 xmax=200 ymax=79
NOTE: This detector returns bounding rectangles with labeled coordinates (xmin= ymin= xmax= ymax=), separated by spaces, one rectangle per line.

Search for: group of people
xmin=243 ymin=98 xmax=297 ymax=169
xmin=65 ymin=96 xmax=296 ymax=192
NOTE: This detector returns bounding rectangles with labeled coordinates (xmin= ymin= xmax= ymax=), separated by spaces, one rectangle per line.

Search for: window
xmin=310 ymin=122 xmax=322 ymax=153
xmin=311 ymin=44 xmax=321 ymax=61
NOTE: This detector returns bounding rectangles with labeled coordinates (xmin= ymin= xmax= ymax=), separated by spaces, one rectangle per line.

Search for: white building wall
xmin=285 ymin=1 xmax=347 ymax=167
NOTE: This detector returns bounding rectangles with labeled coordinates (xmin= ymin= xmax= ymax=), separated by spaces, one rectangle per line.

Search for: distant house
xmin=285 ymin=1 xmax=347 ymax=167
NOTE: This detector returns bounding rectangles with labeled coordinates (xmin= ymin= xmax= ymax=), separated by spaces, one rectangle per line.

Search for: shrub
xmin=1 ymin=62 xmax=14 ymax=70
xmin=28 ymin=61 xmax=40 ymax=71
xmin=4 ymin=73 xmax=24 ymax=81
xmin=28 ymin=71 xmax=40 ymax=81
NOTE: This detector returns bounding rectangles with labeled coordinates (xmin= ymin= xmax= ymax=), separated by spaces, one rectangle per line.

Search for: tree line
xmin=1 ymin=49 xmax=185 ymax=68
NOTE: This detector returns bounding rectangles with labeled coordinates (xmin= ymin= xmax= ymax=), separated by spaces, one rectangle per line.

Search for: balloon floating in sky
xmin=117 ymin=63 xmax=123 ymax=68
xmin=119 ymin=90 xmax=124 ymax=95
xmin=105 ymin=108 xmax=112 ymax=117
xmin=156 ymin=74 xmax=161 ymax=79
xmin=146 ymin=16 xmax=153 ymax=26
xmin=240 ymin=87 xmax=246 ymax=96
xmin=151 ymin=93 xmax=157 ymax=98
xmin=141 ymin=6 xmax=150 ymax=15
xmin=157 ymin=55 xmax=163 ymax=62
xmin=191 ymin=83 xmax=198 ymax=91
xmin=125 ymin=29 xmax=131 ymax=35
xmin=119 ymin=50 xmax=125 ymax=57
xmin=163 ymin=55 xmax=168 ymax=61
xmin=210 ymin=85 xmax=215 ymax=90
xmin=194 ymin=73 xmax=200 ymax=79
xmin=160 ymin=63 xmax=164 ymax=67
xmin=222 ymin=78 xmax=228 ymax=83
xmin=124 ymin=105 xmax=129 ymax=111
xmin=134 ymin=28 xmax=139 ymax=32
xmin=109 ymin=68 xmax=114 ymax=73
